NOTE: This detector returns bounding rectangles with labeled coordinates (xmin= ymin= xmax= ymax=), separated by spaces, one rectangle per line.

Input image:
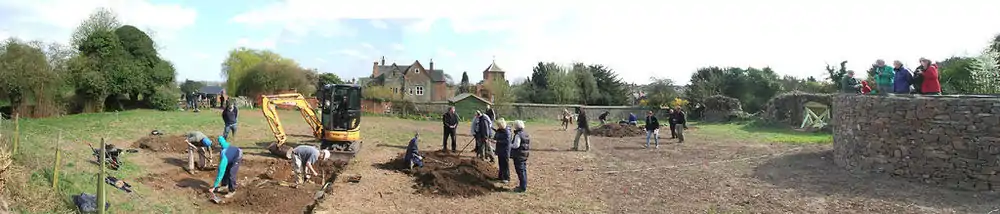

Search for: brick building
xmin=359 ymin=57 xmax=451 ymax=102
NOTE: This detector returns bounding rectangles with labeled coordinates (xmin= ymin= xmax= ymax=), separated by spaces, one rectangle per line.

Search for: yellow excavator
xmin=261 ymin=84 xmax=363 ymax=162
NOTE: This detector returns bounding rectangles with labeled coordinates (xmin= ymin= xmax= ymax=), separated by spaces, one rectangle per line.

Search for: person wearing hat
xmin=291 ymin=145 xmax=330 ymax=184
xmin=208 ymin=136 xmax=242 ymax=198
xmin=184 ymin=131 xmax=215 ymax=174
xmin=493 ymin=118 xmax=512 ymax=183
xmin=470 ymin=110 xmax=495 ymax=162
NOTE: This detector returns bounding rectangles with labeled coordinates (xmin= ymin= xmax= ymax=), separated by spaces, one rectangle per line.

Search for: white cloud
xmin=369 ymin=19 xmax=388 ymax=29
xmin=230 ymin=0 xmax=1000 ymax=84
xmin=392 ymin=43 xmax=405 ymax=51
xmin=335 ymin=49 xmax=367 ymax=60
xmin=0 ymin=0 xmax=197 ymax=43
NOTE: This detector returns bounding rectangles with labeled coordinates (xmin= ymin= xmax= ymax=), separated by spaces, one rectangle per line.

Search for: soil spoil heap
xmin=131 ymin=135 xmax=189 ymax=153
xmin=383 ymin=150 xmax=501 ymax=197
xmin=591 ymin=123 xmax=646 ymax=137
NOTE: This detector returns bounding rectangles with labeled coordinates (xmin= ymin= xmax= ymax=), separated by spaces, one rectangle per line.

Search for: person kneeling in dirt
xmin=598 ymin=111 xmax=610 ymax=125
xmin=627 ymin=113 xmax=638 ymax=126
xmin=493 ymin=118 xmax=512 ymax=183
xmin=184 ymin=131 xmax=215 ymax=174
xmin=404 ymin=133 xmax=424 ymax=170
xmin=291 ymin=145 xmax=331 ymax=184
xmin=209 ymin=136 xmax=242 ymax=198
xmin=510 ymin=120 xmax=530 ymax=192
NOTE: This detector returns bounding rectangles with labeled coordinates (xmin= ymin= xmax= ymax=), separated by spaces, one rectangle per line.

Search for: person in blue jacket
xmin=493 ymin=118 xmax=512 ymax=183
xmin=627 ymin=113 xmax=638 ymax=126
xmin=892 ymin=60 xmax=913 ymax=94
xmin=208 ymin=136 xmax=242 ymax=198
xmin=404 ymin=133 xmax=424 ymax=170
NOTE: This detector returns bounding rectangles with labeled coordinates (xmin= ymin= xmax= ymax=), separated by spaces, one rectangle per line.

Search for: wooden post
xmin=52 ymin=132 xmax=62 ymax=191
xmin=12 ymin=113 xmax=18 ymax=154
xmin=97 ymin=138 xmax=106 ymax=214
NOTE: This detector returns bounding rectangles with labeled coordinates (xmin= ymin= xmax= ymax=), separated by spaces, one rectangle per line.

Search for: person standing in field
xmin=572 ymin=107 xmax=590 ymax=151
xmin=441 ymin=106 xmax=459 ymax=152
xmin=510 ymin=120 xmax=530 ymax=192
xmin=221 ymin=103 xmax=238 ymax=140
xmin=667 ymin=108 xmax=677 ymax=139
xmin=493 ymin=118 xmax=512 ymax=184
xmin=670 ymin=106 xmax=688 ymax=143
xmin=644 ymin=111 xmax=661 ymax=149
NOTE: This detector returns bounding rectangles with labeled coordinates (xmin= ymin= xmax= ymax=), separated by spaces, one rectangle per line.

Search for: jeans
xmin=645 ymin=129 xmax=659 ymax=147
xmin=675 ymin=125 xmax=686 ymax=142
xmin=223 ymin=123 xmax=238 ymax=139
xmin=573 ymin=128 xmax=590 ymax=150
xmin=513 ymin=158 xmax=527 ymax=191
xmin=187 ymin=145 xmax=210 ymax=171
xmin=497 ymin=153 xmax=510 ymax=181
xmin=442 ymin=128 xmax=457 ymax=151
xmin=221 ymin=158 xmax=241 ymax=192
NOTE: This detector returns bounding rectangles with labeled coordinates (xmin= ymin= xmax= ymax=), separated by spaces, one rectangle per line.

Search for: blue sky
xmin=3 ymin=0 xmax=1000 ymax=85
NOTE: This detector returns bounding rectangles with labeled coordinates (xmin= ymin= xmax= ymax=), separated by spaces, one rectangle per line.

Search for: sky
xmin=2 ymin=0 xmax=999 ymax=85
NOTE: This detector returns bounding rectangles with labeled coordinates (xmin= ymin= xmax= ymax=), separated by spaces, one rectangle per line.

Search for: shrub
xmin=147 ymin=85 xmax=180 ymax=111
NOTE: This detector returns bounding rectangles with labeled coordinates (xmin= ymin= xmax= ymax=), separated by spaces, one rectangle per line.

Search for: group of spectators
xmin=437 ymin=105 xmax=531 ymax=193
xmin=841 ymin=58 xmax=941 ymax=95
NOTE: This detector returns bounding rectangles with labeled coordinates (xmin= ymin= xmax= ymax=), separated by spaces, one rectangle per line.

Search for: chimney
xmin=429 ymin=58 xmax=434 ymax=71
xmin=380 ymin=56 xmax=385 ymax=66
xmin=372 ymin=61 xmax=380 ymax=77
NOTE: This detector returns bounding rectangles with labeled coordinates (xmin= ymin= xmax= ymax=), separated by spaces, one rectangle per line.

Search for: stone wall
xmin=762 ymin=92 xmax=833 ymax=127
xmin=410 ymin=102 xmax=665 ymax=121
xmin=833 ymin=94 xmax=1000 ymax=191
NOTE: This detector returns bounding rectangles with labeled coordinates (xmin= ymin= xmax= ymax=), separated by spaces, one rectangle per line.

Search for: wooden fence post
xmin=97 ymin=138 xmax=106 ymax=214
xmin=12 ymin=113 xmax=18 ymax=154
xmin=52 ymin=132 xmax=62 ymax=191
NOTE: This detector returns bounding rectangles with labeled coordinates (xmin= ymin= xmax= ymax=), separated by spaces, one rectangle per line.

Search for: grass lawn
xmin=0 ymin=109 xmax=832 ymax=213
xmin=691 ymin=122 xmax=833 ymax=144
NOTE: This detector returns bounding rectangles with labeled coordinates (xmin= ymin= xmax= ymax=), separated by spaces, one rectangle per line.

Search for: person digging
xmin=184 ymin=131 xmax=215 ymax=174
xmin=404 ymin=133 xmax=424 ymax=170
xmin=290 ymin=145 xmax=331 ymax=184
xmin=207 ymin=136 xmax=242 ymax=201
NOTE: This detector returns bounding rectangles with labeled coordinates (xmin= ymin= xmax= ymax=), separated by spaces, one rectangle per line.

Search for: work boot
xmin=224 ymin=191 xmax=236 ymax=198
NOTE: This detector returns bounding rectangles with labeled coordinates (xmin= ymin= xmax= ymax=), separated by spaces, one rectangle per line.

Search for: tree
xmin=547 ymin=64 xmax=579 ymax=104
xmin=71 ymin=8 xmax=121 ymax=49
xmin=238 ymin=61 xmax=313 ymax=97
xmin=588 ymin=64 xmax=627 ymax=105
xmin=458 ymin=71 xmax=471 ymax=94
xmin=825 ymin=61 xmax=849 ymax=89
xmin=179 ymin=79 xmax=206 ymax=95
xmin=642 ymin=77 xmax=680 ymax=108
xmin=685 ymin=66 xmax=784 ymax=113
xmin=571 ymin=63 xmax=600 ymax=105
xmin=362 ymin=85 xmax=395 ymax=101
xmin=991 ymin=33 xmax=1000 ymax=69
xmin=317 ymin=72 xmax=344 ymax=86
xmin=221 ymin=47 xmax=296 ymax=96
xmin=937 ymin=56 xmax=979 ymax=94
xmin=0 ymin=38 xmax=59 ymax=116
xmin=486 ymin=78 xmax=516 ymax=112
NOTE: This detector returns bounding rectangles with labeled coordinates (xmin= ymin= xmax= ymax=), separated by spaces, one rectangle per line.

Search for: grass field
xmin=7 ymin=109 xmax=992 ymax=213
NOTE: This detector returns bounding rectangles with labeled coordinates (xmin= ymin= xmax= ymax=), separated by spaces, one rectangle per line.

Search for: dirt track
xmin=124 ymin=111 xmax=1000 ymax=213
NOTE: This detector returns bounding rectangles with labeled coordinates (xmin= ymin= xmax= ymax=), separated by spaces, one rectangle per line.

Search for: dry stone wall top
xmin=832 ymin=94 xmax=1000 ymax=191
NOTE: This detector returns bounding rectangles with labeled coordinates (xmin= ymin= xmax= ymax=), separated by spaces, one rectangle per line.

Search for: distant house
xmin=358 ymin=57 xmax=450 ymax=102
xmin=449 ymin=93 xmax=492 ymax=119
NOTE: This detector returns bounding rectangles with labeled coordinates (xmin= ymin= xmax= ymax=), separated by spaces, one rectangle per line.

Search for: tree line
xmin=0 ymin=8 xmax=178 ymax=117
xmin=509 ymin=62 xmax=629 ymax=106
xmin=216 ymin=48 xmax=344 ymax=99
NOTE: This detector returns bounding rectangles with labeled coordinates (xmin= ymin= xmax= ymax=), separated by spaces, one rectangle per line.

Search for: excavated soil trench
xmin=382 ymin=151 xmax=503 ymax=197
xmin=133 ymin=137 xmax=346 ymax=213
xmin=591 ymin=123 xmax=647 ymax=138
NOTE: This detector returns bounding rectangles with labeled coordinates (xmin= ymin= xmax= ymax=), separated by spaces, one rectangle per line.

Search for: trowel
xmin=209 ymin=192 xmax=223 ymax=204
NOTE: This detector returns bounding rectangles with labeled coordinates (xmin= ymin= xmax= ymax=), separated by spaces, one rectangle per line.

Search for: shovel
xmin=209 ymin=192 xmax=223 ymax=204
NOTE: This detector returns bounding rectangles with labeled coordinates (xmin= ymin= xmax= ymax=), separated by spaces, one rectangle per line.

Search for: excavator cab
xmin=317 ymin=84 xmax=362 ymax=153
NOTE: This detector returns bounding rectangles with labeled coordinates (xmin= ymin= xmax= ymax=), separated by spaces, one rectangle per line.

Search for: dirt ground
xmin=378 ymin=151 xmax=502 ymax=197
xmin=124 ymin=110 xmax=1000 ymax=214
xmin=591 ymin=123 xmax=646 ymax=138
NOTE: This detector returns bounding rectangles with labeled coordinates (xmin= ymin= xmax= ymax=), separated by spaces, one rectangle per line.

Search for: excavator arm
xmin=261 ymin=93 xmax=323 ymax=147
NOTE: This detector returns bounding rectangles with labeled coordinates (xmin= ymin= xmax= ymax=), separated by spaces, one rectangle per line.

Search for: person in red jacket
xmin=860 ymin=81 xmax=872 ymax=94
xmin=918 ymin=58 xmax=941 ymax=95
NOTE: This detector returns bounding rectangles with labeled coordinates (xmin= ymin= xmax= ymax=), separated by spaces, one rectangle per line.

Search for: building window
xmin=408 ymin=88 xmax=413 ymax=95
xmin=414 ymin=69 xmax=420 ymax=73
xmin=415 ymin=86 xmax=424 ymax=95
xmin=392 ymin=87 xmax=398 ymax=94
